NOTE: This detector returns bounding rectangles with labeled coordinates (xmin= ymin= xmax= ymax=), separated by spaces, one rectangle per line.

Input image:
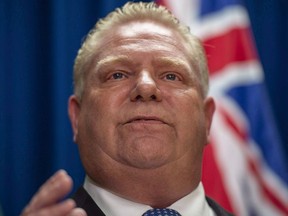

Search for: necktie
xmin=142 ymin=208 xmax=181 ymax=216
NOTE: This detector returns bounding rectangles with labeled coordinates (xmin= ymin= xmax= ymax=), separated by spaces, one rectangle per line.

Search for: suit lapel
xmin=206 ymin=196 xmax=234 ymax=216
xmin=72 ymin=186 xmax=106 ymax=216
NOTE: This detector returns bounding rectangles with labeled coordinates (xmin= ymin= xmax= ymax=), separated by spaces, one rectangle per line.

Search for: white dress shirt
xmin=84 ymin=176 xmax=215 ymax=216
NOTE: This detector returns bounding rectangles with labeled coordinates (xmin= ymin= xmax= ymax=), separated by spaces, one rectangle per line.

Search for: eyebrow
xmin=95 ymin=55 xmax=133 ymax=72
xmin=152 ymin=56 xmax=192 ymax=72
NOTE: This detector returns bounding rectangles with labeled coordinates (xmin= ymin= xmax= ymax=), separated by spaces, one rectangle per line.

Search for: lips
xmin=125 ymin=116 xmax=167 ymax=125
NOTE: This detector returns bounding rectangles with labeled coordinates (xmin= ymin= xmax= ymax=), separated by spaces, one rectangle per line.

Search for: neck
xmin=86 ymin=155 xmax=202 ymax=207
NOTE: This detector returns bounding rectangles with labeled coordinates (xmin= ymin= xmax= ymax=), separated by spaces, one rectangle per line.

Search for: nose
xmin=130 ymin=71 xmax=162 ymax=102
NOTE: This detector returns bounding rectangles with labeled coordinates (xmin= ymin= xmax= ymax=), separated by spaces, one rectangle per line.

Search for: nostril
xmin=130 ymin=80 xmax=162 ymax=102
xmin=133 ymin=94 xmax=157 ymax=101
xmin=135 ymin=95 xmax=143 ymax=101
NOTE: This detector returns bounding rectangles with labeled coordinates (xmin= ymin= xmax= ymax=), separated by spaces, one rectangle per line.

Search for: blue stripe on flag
xmin=200 ymin=0 xmax=244 ymax=17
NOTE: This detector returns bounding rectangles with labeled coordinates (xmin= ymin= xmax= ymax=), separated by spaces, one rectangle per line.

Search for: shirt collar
xmin=83 ymin=176 xmax=215 ymax=216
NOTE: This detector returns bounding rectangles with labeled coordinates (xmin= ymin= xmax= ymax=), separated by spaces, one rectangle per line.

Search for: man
xmin=21 ymin=2 xmax=233 ymax=216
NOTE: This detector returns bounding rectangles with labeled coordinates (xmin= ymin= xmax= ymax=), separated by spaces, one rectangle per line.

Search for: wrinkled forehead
xmin=115 ymin=20 xmax=188 ymax=46
xmin=89 ymin=21 xmax=191 ymax=66
xmin=94 ymin=21 xmax=191 ymax=60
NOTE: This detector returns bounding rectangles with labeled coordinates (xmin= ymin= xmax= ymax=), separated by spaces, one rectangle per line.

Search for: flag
xmin=156 ymin=0 xmax=288 ymax=215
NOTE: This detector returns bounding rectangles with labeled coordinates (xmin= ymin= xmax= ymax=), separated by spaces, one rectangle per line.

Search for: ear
xmin=68 ymin=95 xmax=81 ymax=143
xmin=203 ymin=97 xmax=216 ymax=139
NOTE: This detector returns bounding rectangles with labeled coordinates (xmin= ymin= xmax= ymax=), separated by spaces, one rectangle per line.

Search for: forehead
xmin=94 ymin=21 xmax=191 ymax=61
xmin=117 ymin=21 xmax=175 ymax=38
xmin=114 ymin=21 xmax=188 ymax=48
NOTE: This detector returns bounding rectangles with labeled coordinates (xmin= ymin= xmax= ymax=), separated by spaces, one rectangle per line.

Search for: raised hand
xmin=21 ymin=170 xmax=86 ymax=216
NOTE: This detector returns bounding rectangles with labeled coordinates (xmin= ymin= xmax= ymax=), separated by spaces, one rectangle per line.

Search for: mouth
xmin=125 ymin=116 xmax=167 ymax=125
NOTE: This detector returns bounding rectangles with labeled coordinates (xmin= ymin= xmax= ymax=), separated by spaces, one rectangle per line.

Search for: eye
xmin=109 ymin=72 xmax=127 ymax=80
xmin=163 ymin=73 xmax=181 ymax=81
xmin=165 ymin=74 xmax=176 ymax=80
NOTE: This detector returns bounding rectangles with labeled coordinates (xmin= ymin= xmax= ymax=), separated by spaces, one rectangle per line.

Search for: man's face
xmin=69 ymin=21 xmax=214 ymax=175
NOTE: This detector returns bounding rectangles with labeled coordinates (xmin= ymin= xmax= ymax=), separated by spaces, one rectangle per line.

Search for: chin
xmin=120 ymin=151 xmax=174 ymax=170
xmin=116 ymin=136 xmax=179 ymax=169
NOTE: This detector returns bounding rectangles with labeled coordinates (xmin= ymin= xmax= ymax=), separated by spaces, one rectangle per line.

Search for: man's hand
xmin=21 ymin=170 xmax=86 ymax=216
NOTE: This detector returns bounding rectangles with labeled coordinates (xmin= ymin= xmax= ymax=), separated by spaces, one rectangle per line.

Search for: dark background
xmin=0 ymin=0 xmax=287 ymax=215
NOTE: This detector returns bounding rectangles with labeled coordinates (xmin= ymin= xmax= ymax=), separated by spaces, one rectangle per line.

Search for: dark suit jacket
xmin=72 ymin=186 xmax=234 ymax=216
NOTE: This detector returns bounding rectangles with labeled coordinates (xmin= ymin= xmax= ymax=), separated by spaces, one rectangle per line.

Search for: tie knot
xmin=142 ymin=208 xmax=181 ymax=216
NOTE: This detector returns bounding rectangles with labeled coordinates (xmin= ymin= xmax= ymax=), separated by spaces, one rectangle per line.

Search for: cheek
xmin=83 ymin=88 xmax=125 ymax=121
xmin=167 ymin=90 xmax=207 ymax=148
xmin=184 ymin=109 xmax=207 ymax=150
xmin=78 ymin=89 xmax=129 ymax=149
xmin=76 ymin=102 xmax=118 ymax=171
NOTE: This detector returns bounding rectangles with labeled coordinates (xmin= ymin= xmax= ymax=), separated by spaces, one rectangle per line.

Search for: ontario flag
xmin=156 ymin=0 xmax=288 ymax=215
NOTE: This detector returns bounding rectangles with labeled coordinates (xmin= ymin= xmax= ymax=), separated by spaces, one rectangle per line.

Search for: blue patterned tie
xmin=142 ymin=208 xmax=181 ymax=216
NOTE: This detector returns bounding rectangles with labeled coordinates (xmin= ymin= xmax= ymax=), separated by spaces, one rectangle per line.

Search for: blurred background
xmin=0 ymin=0 xmax=287 ymax=215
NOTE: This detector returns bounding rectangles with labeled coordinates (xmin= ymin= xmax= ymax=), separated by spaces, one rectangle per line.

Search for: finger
xmin=69 ymin=208 xmax=87 ymax=216
xmin=24 ymin=170 xmax=73 ymax=213
xmin=23 ymin=199 xmax=76 ymax=216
